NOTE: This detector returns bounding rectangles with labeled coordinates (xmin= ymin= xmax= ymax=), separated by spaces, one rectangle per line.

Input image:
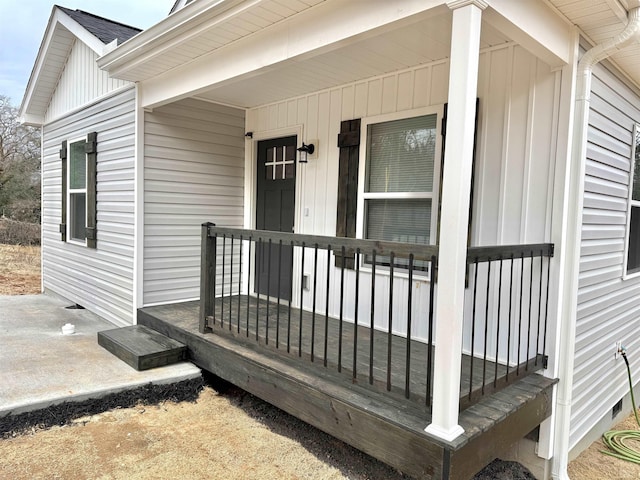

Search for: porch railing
xmin=200 ymin=222 xmax=439 ymax=405
xmin=199 ymin=222 xmax=554 ymax=409
xmin=462 ymin=243 xmax=554 ymax=406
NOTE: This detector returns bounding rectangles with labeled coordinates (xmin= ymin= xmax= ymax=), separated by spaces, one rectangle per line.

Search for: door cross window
xmin=265 ymin=145 xmax=296 ymax=180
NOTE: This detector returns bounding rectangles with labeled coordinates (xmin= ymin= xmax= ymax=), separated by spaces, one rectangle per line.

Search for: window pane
xmin=70 ymin=192 xmax=86 ymax=241
xmin=366 ymin=115 xmax=437 ymax=193
xmin=69 ymin=141 xmax=86 ymax=190
xmin=628 ymin=206 xmax=640 ymax=272
xmin=633 ymin=126 xmax=640 ymax=201
xmin=366 ymin=198 xmax=431 ymax=245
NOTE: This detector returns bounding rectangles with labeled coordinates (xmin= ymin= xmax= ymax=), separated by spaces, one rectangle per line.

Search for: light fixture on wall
xmin=297 ymin=142 xmax=315 ymax=163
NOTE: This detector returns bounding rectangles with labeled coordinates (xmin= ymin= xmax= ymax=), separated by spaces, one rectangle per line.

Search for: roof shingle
xmin=57 ymin=6 xmax=142 ymax=45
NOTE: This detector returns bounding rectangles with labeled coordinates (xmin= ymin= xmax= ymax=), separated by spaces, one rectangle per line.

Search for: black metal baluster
xmin=353 ymin=249 xmax=360 ymax=381
xmin=526 ymin=250 xmax=534 ymax=370
xmin=535 ymin=250 xmax=544 ymax=366
xmin=229 ymin=235 xmax=234 ymax=330
xmin=405 ymin=254 xmax=414 ymax=399
xmin=506 ymin=254 xmax=514 ymax=380
xmin=543 ymin=253 xmax=551 ymax=361
xmin=469 ymin=258 xmax=479 ymax=399
xmin=517 ymin=252 xmax=524 ymax=375
xmin=276 ymin=240 xmax=282 ymax=349
xmin=211 ymin=229 xmax=217 ymax=327
xmin=311 ymin=244 xmax=318 ymax=362
xmin=255 ymin=237 xmax=261 ymax=342
xmin=287 ymin=241 xmax=294 ymax=353
xmin=338 ymin=246 xmax=345 ymax=372
xmin=324 ymin=246 xmax=331 ymax=368
xmin=299 ymin=243 xmax=305 ymax=357
xmin=221 ymin=235 xmax=226 ymax=328
xmin=237 ymin=236 xmax=243 ymax=334
xmin=427 ymin=255 xmax=436 ymax=407
xmin=482 ymin=257 xmax=491 ymax=395
xmin=387 ymin=252 xmax=394 ymax=392
xmin=266 ymin=239 xmax=272 ymax=345
xmin=246 ymin=238 xmax=252 ymax=337
xmin=494 ymin=257 xmax=503 ymax=387
xmin=369 ymin=250 xmax=376 ymax=385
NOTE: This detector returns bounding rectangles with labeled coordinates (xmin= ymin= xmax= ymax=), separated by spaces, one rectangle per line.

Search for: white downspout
xmin=553 ymin=4 xmax=640 ymax=479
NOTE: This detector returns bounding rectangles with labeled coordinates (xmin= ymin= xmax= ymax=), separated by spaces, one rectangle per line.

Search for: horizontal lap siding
xmin=570 ymin=63 xmax=640 ymax=449
xmin=245 ymin=44 xmax=558 ymax=346
xmin=144 ymin=98 xmax=245 ymax=305
xmin=42 ymin=88 xmax=136 ymax=326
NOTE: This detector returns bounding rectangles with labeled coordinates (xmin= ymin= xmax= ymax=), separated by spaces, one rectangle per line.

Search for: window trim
xmin=67 ymin=135 xmax=88 ymax=247
xmin=624 ymin=123 xmax=640 ymax=279
xmin=356 ymin=105 xmax=444 ymax=251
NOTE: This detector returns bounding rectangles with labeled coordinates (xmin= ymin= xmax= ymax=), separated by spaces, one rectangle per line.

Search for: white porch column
xmin=424 ymin=0 xmax=486 ymax=442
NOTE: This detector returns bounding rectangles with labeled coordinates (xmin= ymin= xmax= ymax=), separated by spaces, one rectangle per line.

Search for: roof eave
xmin=20 ymin=6 xmax=108 ymax=123
xmin=97 ymin=0 xmax=247 ymax=77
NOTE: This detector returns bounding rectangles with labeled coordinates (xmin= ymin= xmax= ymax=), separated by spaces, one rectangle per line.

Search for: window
xmin=626 ymin=124 xmax=640 ymax=274
xmin=68 ymin=139 xmax=87 ymax=243
xmin=360 ymin=111 xmax=441 ymax=269
xmin=60 ymin=132 xmax=97 ymax=248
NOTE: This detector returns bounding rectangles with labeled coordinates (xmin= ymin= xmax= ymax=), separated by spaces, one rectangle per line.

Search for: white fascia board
xmin=55 ymin=10 xmax=108 ymax=56
xmin=97 ymin=0 xmax=242 ymax=72
xmin=19 ymin=6 xmax=59 ymax=118
xmin=19 ymin=113 xmax=45 ymax=127
xmin=137 ymin=0 xmax=448 ymax=109
xmin=484 ymin=0 xmax=572 ymax=68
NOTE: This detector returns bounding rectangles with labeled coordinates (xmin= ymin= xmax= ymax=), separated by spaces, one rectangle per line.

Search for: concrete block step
xmin=98 ymin=325 xmax=187 ymax=371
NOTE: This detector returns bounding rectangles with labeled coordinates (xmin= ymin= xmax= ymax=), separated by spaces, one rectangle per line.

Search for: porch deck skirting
xmin=138 ymin=301 xmax=556 ymax=480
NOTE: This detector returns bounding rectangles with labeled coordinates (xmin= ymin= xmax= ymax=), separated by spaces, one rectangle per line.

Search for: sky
xmin=0 ymin=0 xmax=175 ymax=107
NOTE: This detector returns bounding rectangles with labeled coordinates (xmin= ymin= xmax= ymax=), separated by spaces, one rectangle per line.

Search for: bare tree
xmin=0 ymin=95 xmax=41 ymax=222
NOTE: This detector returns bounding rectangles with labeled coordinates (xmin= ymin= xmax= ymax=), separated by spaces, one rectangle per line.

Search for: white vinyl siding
xmin=42 ymin=87 xmax=136 ymax=326
xmin=570 ymin=61 xmax=640 ymax=450
xmin=245 ymin=43 xmax=559 ymax=343
xmin=46 ymin=39 xmax=130 ymax=123
xmin=143 ymin=98 xmax=245 ymax=305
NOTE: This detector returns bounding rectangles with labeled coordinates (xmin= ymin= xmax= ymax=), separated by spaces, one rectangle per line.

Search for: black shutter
xmin=85 ymin=132 xmax=98 ymax=249
xmin=59 ymin=141 xmax=67 ymax=241
xmin=335 ymin=119 xmax=361 ymax=269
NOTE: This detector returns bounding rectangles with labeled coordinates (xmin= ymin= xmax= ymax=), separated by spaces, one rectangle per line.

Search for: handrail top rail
xmin=205 ymin=223 xmax=439 ymax=260
xmin=467 ymin=243 xmax=554 ymax=263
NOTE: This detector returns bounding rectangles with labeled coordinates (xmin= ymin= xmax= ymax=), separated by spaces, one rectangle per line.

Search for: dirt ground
xmin=0 ymin=244 xmax=40 ymax=295
xmin=3 ymin=243 xmax=640 ymax=479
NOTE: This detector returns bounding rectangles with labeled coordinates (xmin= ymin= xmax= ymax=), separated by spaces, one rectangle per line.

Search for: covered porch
xmin=101 ymin=0 xmax=573 ymax=477
xmin=138 ymin=223 xmax=555 ymax=479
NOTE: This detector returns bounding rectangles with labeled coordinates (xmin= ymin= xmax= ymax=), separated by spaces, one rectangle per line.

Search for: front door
xmin=255 ymin=136 xmax=297 ymax=300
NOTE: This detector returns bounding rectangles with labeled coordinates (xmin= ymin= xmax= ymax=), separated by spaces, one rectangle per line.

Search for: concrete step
xmin=98 ymin=325 xmax=187 ymax=371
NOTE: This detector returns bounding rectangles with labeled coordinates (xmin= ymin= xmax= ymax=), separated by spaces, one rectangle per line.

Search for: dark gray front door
xmin=255 ymin=136 xmax=297 ymax=300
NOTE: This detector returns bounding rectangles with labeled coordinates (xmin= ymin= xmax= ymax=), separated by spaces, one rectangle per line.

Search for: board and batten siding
xmin=45 ymin=39 xmax=130 ymax=123
xmin=42 ymin=87 xmax=136 ymax=326
xmin=570 ymin=62 xmax=640 ymax=450
xmin=245 ymin=43 xmax=559 ymax=348
xmin=143 ymin=98 xmax=245 ymax=305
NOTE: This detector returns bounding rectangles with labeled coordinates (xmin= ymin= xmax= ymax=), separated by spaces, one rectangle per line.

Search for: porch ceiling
xmin=192 ymin=13 xmax=510 ymax=108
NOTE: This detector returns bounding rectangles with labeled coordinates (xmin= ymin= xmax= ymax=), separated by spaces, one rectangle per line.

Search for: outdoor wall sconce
xmin=297 ymin=142 xmax=315 ymax=163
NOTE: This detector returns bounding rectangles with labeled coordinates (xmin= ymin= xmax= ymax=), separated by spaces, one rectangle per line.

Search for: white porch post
xmin=424 ymin=0 xmax=486 ymax=442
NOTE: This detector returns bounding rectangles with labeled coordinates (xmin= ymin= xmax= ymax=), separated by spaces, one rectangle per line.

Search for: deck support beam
xmin=425 ymin=0 xmax=485 ymax=442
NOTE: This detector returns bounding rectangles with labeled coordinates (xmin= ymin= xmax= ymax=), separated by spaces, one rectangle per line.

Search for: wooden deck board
xmin=138 ymin=300 xmax=557 ymax=479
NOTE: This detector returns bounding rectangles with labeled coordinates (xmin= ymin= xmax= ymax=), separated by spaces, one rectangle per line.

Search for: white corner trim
xmin=447 ymin=0 xmax=488 ymax=10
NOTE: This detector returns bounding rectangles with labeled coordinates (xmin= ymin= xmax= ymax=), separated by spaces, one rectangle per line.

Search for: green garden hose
xmin=601 ymin=349 xmax=640 ymax=464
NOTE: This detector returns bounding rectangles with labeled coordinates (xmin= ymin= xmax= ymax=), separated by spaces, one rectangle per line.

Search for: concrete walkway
xmin=0 ymin=294 xmax=201 ymax=417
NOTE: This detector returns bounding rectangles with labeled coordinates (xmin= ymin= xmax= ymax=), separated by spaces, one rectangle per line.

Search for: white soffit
xmin=20 ymin=7 xmax=107 ymax=124
xmin=548 ymin=0 xmax=640 ymax=86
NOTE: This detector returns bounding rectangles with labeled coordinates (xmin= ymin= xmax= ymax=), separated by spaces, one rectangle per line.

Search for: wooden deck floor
xmin=204 ymin=294 xmax=543 ymax=409
xmin=138 ymin=300 xmax=556 ymax=479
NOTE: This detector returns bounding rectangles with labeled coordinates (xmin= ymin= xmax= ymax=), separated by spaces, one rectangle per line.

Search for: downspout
xmin=553 ymin=4 xmax=640 ymax=479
